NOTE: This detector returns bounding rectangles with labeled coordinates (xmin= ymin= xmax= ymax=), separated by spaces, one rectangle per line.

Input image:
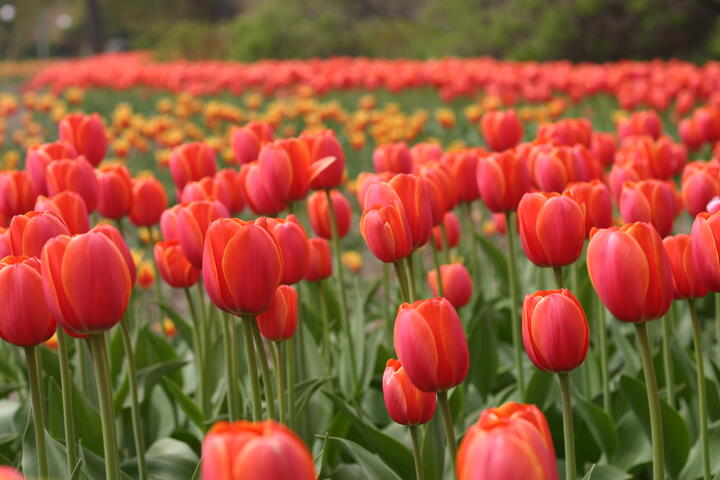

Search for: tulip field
xmin=3 ymin=53 xmax=720 ymax=479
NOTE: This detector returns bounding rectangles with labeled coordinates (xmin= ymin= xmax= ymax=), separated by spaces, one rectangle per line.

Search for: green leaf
xmin=421 ymin=413 xmax=445 ymax=480
xmin=679 ymin=421 xmax=720 ymax=479
xmin=326 ymin=436 xmax=402 ymax=480
xmin=477 ymin=235 xmax=509 ymax=289
xmin=574 ymin=397 xmax=618 ymax=457
xmin=585 ymin=464 xmax=632 ymax=480
xmin=612 ymin=412 xmax=651 ymax=472
xmin=525 ymin=369 xmax=554 ymax=409
xmin=135 ymin=359 xmax=187 ymax=405
xmin=466 ymin=303 xmax=498 ymax=397
xmin=123 ymin=438 xmax=199 ymax=479
xmin=21 ymin=410 xmax=69 ymax=479
xmin=618 ymin=374 xmax=691 ymax=477
xmin=161 ymin=378 xmax=205 ymax=432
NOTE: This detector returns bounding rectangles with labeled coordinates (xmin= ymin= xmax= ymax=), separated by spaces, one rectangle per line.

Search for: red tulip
xmin=432 ymin=211 xmax=461 ymax=250
xmin=302 ymin=130 xmax=345 ymax=190
xmin=382 ymin=358 xmax=436 ymax=426
xmin=0 ymin=466 xmax=24 ymax=480
xmin=96 ymin=164 xmax=132 ymax=219
xmin=256 ymin=215 xmax=309 ymax=285
xmin=529 ymin=146 xmax=599 ymax=193
xmin=360 ymin=182 xmax=413 ymax=263
xmin=476 ymin=151 xmax=531 ymax=212
xmin=522 ymin=289 xmax=589 ymax=372
xmin=242 ymin=162 xmax=287 ymax=215
xmin=681 ymin=161 xmax=720 ymax=217
xmin=201 ymin=420 xmax=315 ymax=480
xmin=457 ymin=402 xmax=558 ymax=480
xmin=169 ymin=142 xmax=217 ymax=191
xmin=481 ymin=110 xmax=523 ymax=152
xmin=0 ymin=171 xmax=38 ymax=226
xmin=590 ymin=132 xmax=616 ymax=166
xmin=306 ymin=190 xmax=351 ymax=239
xmin=0 ymin=256 xmax=56 ymax=346
xmin=445 ymin=150 xmax=480 ymax=202
xmin=25 ymin=141 xmax=77 ymax=194
xmin=180 ymin=176 xmax=234 ymax=214
xmin=256 ymin=285 xmax=298 ymax=341
xmin=563 ymin=180 xmax=612 ymax=236
xmin=34 ymin=191 xmax=89 ymax=234
xmin=617 ymin=111 xmax=662 ymax=140
xmin=619 ymin=180 xmax=677 ymax=238
xmin=416 ymin=162 xmax=457 ymax=224
xmin=305 ymin=237 xmax=332 ymax=282
xmin=45 ymin=157 xmax=98 ymax=212
xmin=587 ymin=222 xmax=674 ymax=322
xmin=517 ymin=192 xmax=585 ymax=267
xmin=410 ymin=142 xmax=443 ymax=165
xmin=154 ymin=240 xmax=200 ymax=288
xmin=394 ymin=297 xmax=469 ymax=392
xmin=679 ymin=117 xmax=704 ymax=151
xmin=356 ymin=172 xmax=392 ymax=209
xmin=58 ymin=113 xmax=108 ymax=166
xmin=177 ymin=200 xmax=229 ymax=269
xmin=129 ymin=175 xmax=168 ymax=227
xmin=9 ymin=211 xmax=69 ymax=258
xmin=230 ymin=122 xmax=273 ymax=164
xmin=663 ymin=234 xmax=708 ymax=299
xmin=427 ymin=262 xmax=473 ymax=308
xmin=388 ymin=174 xmax=433 ymax=249
xmin=692 ymin=211 xmax=720 ymax=292
xmin=0 ymin=229 xmax=10 ymax=258
xmin=202 ymin=218 xmax=282 ymax=315
xmin=536 ymin=118 xmax=591 ymax=147
xmin=373 ymin=143 xmax=413 ymax=174
xmin=274 ymin=138 xmax=312 ymax=201
xmin=41 ymin=231 xmax=132 ymax=334
xmin=91 ymin=223 xmax=137 ymax=284
xmin=216 ymin=168 xmax=245 ymax=214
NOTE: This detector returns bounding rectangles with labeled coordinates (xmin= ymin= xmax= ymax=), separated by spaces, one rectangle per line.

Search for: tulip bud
xmin=274 ymin=138 xmax=312 ymax=202
xmin=242 ymin=161 xmax=287 ymax=215
xmin=0 ymin=256 xmax=56 ymax=346
xmin=96 ymin=164 xmax=133 ymax=219
xmin=45 ymin=157 xmax=98 ymax=212
xmin=360 ymin=182 xmax=413 ymax=263
xmin=306 ymin=190 xmax=351 ymax=239
xmin=373 ymin=143 xmax=413 ymax=174
xmin=256 ymin=285 xmax=298 ymax=341
xmin=216 ymin=168 xmax=245 ymax=214
xmin=522 ymin=289 xmax=589 ymax=372
xmin=517 ymin=192 xmax=585 ymax=267
xmin=476 ymin=151 xmax=531 ymax=212
xmin=201 ymin=421 xmax=315 ymax=480
xmin=202 ymin=218 xmax=282 ymax=315
xmin=59 ymin=113 xmax=107 ymax=166
xmin=129 ymin=175 xmax=168 ymax=227
xmin=394 ymin=298 xmax=469 ymax=392
xmin=177 ymin=200 xmax=229 ymax=269
xmin=457 ymin=402 xmax=558 ymax=480
xmin=9 ymin=210 xmax=69 ymax=258
xmin=154 ymin=240 xmax=200 ymax=288
xmin=481 ymin=110 xmax=523 ymax=152
xmin=305 ymin=237 xmax=332 ymax=282
xmin=41 ymin=231 xmax=133 ymax=334
xmin=427 ymin=262 xmax=473 ymax=308
xmin=563 ymin=180 xmax=612 ymax=237
xmin=587 ymin=222 xmax=674 ymax=322
xmin=169 ymin=142 xmax=217 ymax=191
xmin=382 ymin=358 xmax=436 ymax=426
xmin=617 ymin=110 xmax=662 ymax=140
xmin=256 ymin=215 xmax=309 ymax=285
xmin=619 ymin=180 xmax=677 ymax=238
xmin=416 ymin=162 xmax=457 ymax=223
xmin=664 ymin=234 xmax=708 ymax=299
xmin=431 ymin=211 xmax=461 ymax=250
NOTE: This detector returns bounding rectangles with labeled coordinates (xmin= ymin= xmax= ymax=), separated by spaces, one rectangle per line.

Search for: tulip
xmin=619 ymin=180 xmax=677 ymax=238
xmin=180 ymin=176 xmax=234 ymax=214
xmin=445 ymin=150 xmax=480 ymax=202
xmin=476 ymin=151 xmax=531 ymax=213
xmin=373 ymin=142 xmax=413 ymax=174
xmin=427 ymin=262 xmax=473 ymax=308
xmin=154 ymin=240 xmax=200 ymax=288
xmin=457 ymin=402 xmax=558 ymax=480
xmin=160 ymin=204 xmax=181 ymax=241
xmin=45 ymin=157 xmax=98 ymax=212
xmin=0 ymin=171 xmax=37 ymax=226
xmin=0 ymin=229 xmax=9 ymax=258
xmin=274 ymin=138 xmax=312 ymax=201
xmin=360 ymin=182 xmax=413 ymax=264
xmin=356 ymin=171 xmax=393 ymax=209
xmin=617 ymin=110 xmax=662 ymax=140
xmin=517 ymin=192 xmax=585 ymax=268
xmin=169 ymin=142 xmax=217 ymax=191
xmin=176 ymin=200 xmax=229 ymax=269
xmin=416 ymin=162 xmax=457 ymax=224
xmin=664 ymin=234 xmax=708 ymax=299
xmin=305 ymin=237 xmax=332 ymax=282
xmin=382 ymin=358 xmax=436 ymax=426
xmin=96 ymin=164 xmax=133 ymax=219
xmin=256 ymin=215 xmax=309 ymax=285
xmin=431 ymin=211 xmax=461 ymax=250
xmin=137 ymin=261 xmax=155 ymax=289
xmin=536 ymin=118 xmax=591 ymax=146
xmin=590 ymin=131 xmax=616 ymax=166
xmin=201 ymin=421 xmax=315 ymax=480
xmin=681 ymin=161 xmax=720 ymax=217
xmin=607 ymin=159 xmax=647 ymax=203
xmin=59 ymin=113 xmax=108 ymax=166
xmin=388 ymin=174 xmax=433 ymax=249
xmin=302 ymin=130 xmax=345 ymax=190
xmin=242 ymin=161 xmax=287 ymax=215
xmin=691 ymin=211 xmax=720 ymax=291
xmin=410 ymin=142 xmax=443 ymax=165
xmin=306 ymin=190 xmax=351 ymax=239
xmin=35 ymin=191 xmax=89 ymax=234
xmin=230 ymin=122 xmax=273 ymax=164
xmin=679 ymin=117 xmax=704 ymax=151
xmin=9 ymin=210 xmax=69 ymax=258
xmin=481 ymin=110 xmax=523 ymax=151
xmin=0 ymin=466 xmax=24 ymax=480
xmin=216 ymin=168 xmax=245 ymax=213
xmin=563 ymin=180 xmax=612 ymax=236
xmin=256 ymin=285 xmax=297 ymax=341
xmin=129 ymin=175 xmax=168 ymax=227
xmin=25 ymin=141 xmax=77 ymax=194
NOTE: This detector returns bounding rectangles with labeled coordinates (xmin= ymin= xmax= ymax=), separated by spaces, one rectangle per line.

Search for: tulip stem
xmin=184 ymin=288 xmax=209 ymax=418
xmin=596 ymin=296 xmax=610 ymax=414
xmin=634 ymin=321 xmax=665 ymax=480
xmin=553 ymin=266 xmax=563 ymax=289
xmin=120 ymin=322 xmax=148 ymax=480
xmin=505 ymin=211 xmax=525 ymax=398
xmin=24 ymin=346 xmax=48 ymax=480
xmin=286 ymin=337 xmax=296 ymax=429
xmin=409 ymin=425 xmax=424 ymax=480
xmin=661 ymin=311 xmax=675 ymax=408
xmin=242 ymin=317 xmax=263 ymax=420
xmin=394 ymin=260 xmax=412 ymax=303
xmin=252 ymin=321 xmax=276 ymax=419
xmin=319 ymin=281 xmax=331 ymax=370
xmin=221 ymin=314 xmax=241 ymax=421
xmin=272 ymin=342 xmax=286 ymax=424
xmin=437 ymin=390 xmax=457 ymax=465
xmin=689 ymin=299 xmax=711 ymax=480
xmin=558 ymin=373 xmax=577 ymax=480
xmin=440 ymin=223 xmax=451 ymax=264
xmin=405 ymin=256 xmax=418 ymax=301
xmin=461 ymin=202 xmax=481 ymax=291
xmin=87 ymin=333 xmax=121 ymax=480
xmin=431 ymin=241 xmax=444 ymax=297
xmin=56 ymin=328 xmax=78 ymax=473
xmin=715 ymin=293 xmax=720 ymax=367
xmin=76 ymin=337 xmax=90 ymax=396
xmin=325 ymin=189 xmax=357 ymax=386
xmin=382 ymin=263 xmax=394 ymax=346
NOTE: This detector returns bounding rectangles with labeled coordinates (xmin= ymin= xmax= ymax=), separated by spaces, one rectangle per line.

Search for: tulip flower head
xmin=382 ymin=358 xmax=436 ymax=426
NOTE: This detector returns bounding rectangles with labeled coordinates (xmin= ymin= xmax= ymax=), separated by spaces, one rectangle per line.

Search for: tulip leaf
xmin=525 ymin=369 xmax=555 ymax=409
xmin=574 ymin=397 xmax=618 ymax=457
xmin=476 ymin=235 xmax=509 ymax=289
xmin=122 ymin=437 xmax=199 ymax=479
xmin=21 ymin=410 xmax=70 ymax=479
xmin=161 ymin=378 xmax=205 ymax=432
xmin=421 ymin=413 xmax=445 ymax=480
xmin=679 ymin=421 xmax=720 ymax=479
xmin=466 ymin=302 xmax=499 ymax=397
xmin=327 ymin=436 xmax=402 ymax=480
xmin=135 ymin=359 xmax=188 ymax=405
xmin=618 ymin=374 xmax=691 ymax=476
xmin=158 ymin=301 xmax=194 ymax=348
xmin=584 ymin=464 xmax=632 ymax=480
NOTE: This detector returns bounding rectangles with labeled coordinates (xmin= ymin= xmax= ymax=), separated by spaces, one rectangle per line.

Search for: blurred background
xmin=3 ymin=0 xmax=720 ymax=62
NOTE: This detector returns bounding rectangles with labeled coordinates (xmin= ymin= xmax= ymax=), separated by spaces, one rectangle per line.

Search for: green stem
xmin=221 ymin=315 xmax=241 ymax=421
xmin=689 ymin=299 xmax=711 ymax=480
xmin=272 ymin=342 xmax=286 ymax=424
xmin=24 ymin=346 xmax=48 ymax=479
xmin=184 ymin=288 xmax=208 ymax=418
xmin=114 ymin=217 xmax=125 ymax=238
xmin=382 ymin=263 xmax=393 ymax=347
xmin=319 ymin=281 xmax=331 ymax=371
xmin=242 ymin=317 xmax=263 ymax=420
xmin=440 ymin=223 xmax=451 ymax=264
xmin=286 ymin=337 xmax=296 ymax=429
xmin=394 ymin=260 xmax=411 ymax=303
xmin=77 ymin=337 xmax=89 ymax=396
xmin=596 ymin=296 xmax=610 ymax=414
xmin=120 ymin=323 xmax=147 ymax=480
xmin=87 ymin=333 xmax=120 ymax=480
xmin=324 ymin=189 xmax=357 ymax=385
xmin=661 ymin=312 xmax=675 ymax=408
xmin=56 ymin=328 xmax=77 ymax=472
xmin=635 ymin=322 xmax=665 ymax=480
xmin=251 ymin=321 xmax=276 ymax=419
xmin=437 ymin=391 xmax=457 ymax=464
xmin=405 ymin=256 xmax=418 ymax=301
xmin=409 ymin=425 xmax=424 ymax=480
xmin=431 ymin=241 xmax=444 ymax=297
xmin=559 ymin=373 xmax=576 ymax=480
xmin=505 ymin=211 xmax=525 ymax=398
xmin=715 ymin=293 xmax=720 ymax=366
xmin=553 ymin=266 xmax=563 ymax=289
xmin=461 ymin=202 xmax=482 ymax=291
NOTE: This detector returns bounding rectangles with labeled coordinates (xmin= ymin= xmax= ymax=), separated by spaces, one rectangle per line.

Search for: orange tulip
xmin=619 ymin=180 xmax=677 ymax=238
xmin=373 ymin=142 xmax=413 ymax=174
xmin=25 ymin=141 xmax=77 ymax=195
xmin=305 ymin=237 xmax=332 ymax=282
xmin=427 ymin=262 xmax=473 ymax=308
xmin=154 ymin=240 xmax=200 ymax=288
xmin=256 ymin=215 xmax=309 ymax=285
xmin=306 ymin=190 xmax=351 ymax=239
xmin=481 ymin=110 xmax=523 ymax=152
xmin=169 ymin=142 xmax=217 ymax=191
xmin=302 ymin=130 xmax=345 ymax=190
xmin=0 ymin=171 xmax=38 ymax=226
xmin=45 ymin=157 xmax=98 ymax=212
xmin=256 ymin=285 xmax=298 ymax=341
xmin=563 ymin=180 xmax=612 ymax=236
xmin=476 ymin=151 xmax=531 ymax=213
xmin=360 ymin=182 xmax=413 ymax=263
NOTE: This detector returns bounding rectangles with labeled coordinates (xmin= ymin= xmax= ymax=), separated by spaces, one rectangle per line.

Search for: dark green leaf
xmin=327 ymin=436 xmax=402 ymax=480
